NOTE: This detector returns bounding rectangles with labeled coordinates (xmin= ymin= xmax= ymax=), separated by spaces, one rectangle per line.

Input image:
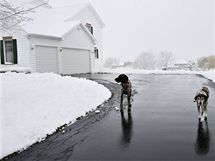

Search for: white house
xmin=0 ymin=0 xmax=105 ymax=74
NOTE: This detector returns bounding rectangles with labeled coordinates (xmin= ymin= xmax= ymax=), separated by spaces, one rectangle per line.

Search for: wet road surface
xmin=2 ymin=74 xmax=215 ymax=161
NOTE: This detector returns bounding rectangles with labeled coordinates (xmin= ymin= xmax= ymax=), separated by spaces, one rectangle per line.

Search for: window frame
xmin=86 ymin=23 xmax=93 ymax=35
xmin=3 ymin=38 xmax=14 ymax=64
xmin=0 ymin=36 xmax=18 ymax=65
xmin=94 ymin=47 xmax=99 ymax=59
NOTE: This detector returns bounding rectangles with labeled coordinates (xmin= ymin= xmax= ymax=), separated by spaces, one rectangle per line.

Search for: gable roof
xmin=49 ymin=3 xmax=105 ymax=28
xmin=25 ymin=20 xmax=97 ymax=44
xmin=21 ymin=2 xmax=97 ymax=43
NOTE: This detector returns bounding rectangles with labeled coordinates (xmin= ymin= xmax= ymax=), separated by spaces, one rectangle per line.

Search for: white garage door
xmin=35 ymin=46 xmax=58 ymax=73
xmin=61 ymin=48 xmax=91 ymax=74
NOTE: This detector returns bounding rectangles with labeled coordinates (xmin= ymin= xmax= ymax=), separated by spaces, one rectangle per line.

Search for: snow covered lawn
xmin=0 ymin=72 xmax=111 ymax=159
xmin=0 ymin=65 xmax=31 ymax=73
xmin=200 ymin=70 xmax=215 ymax=83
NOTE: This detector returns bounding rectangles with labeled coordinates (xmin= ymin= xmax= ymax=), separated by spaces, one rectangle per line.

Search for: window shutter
xmin=94 ymin=47 xmax=99 ymax=59
xmin=13 ymin=39 xmax=18 ymax=64
xmin=91 ymin=26 xmax=93 ymax=35
xmin=0 ymin=40 xmax=4 ymax=64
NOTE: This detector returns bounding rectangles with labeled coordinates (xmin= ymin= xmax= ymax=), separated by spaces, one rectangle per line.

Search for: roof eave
xmin=27 ymin=33 xmax=62 ymax=40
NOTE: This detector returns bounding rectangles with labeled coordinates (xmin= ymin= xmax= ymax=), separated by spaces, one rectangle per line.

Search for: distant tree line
xmin=197 ymin=55 xmax=215 ymax=70
xmin=104 ymin=50 xmax=175 ymax=70
xmin=105 ymin=52 xmax=215 ymax=70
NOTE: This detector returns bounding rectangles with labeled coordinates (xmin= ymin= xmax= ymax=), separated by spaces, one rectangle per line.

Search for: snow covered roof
xmin=20 ymin=2 xmax=99 ymax=41
xmin=48 ymin=2 xmax=105 ymax=28
xmin=22 ymin=6 xmax=81 ymax=38
xmin=173 ymin=59 xmax=191 ymax=65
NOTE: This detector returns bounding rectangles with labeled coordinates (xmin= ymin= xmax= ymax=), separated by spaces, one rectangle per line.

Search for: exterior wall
xmin=62 ymin=26 xmax=94 ymax=49
xmin=28 ymin=26 xmax=95 ymax=73
xmin=28 ymin=36 xmax=61 ymax=72
xmin=0 ymin=29 xmax=30 ymax=67
xmin=70 ymin=7 xmax=104 ymax=72
xmin=61 ymin=26 xmax=95 ymax=72
xmin=0 ymin=5 xmax=104 ymax=74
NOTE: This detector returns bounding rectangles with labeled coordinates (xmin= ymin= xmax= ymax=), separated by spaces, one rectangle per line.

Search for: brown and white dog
xmin=115 ymin=74 xmax=132 ymax=111
xmin=194 ymin=87 xmax=209 ymax=122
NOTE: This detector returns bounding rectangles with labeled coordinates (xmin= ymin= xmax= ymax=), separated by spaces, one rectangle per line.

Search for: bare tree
xmin=0 ymin=0 xmax=49 ymax=31
xmin=157 ymin=50 xmax=174 ymax=69
xmin=133 ymin=52 xmax=156 ymax=69
xmin=198 ymin=55 xmax=215 ymax=69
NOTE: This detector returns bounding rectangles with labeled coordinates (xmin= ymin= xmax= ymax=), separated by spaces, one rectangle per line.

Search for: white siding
xmin=0 ymin=29 xmax=30 ymax=67
xmin=15 ymin=31 xmax=30 ymax=67
xmin=62 ymin=26 xmax=95 ymax=72
xmin=35 ymin=46 xmax=58 ymax=73
xmin=60 ymin=48 xmax=90 ymax=74
xmin=62 ymin=27 xmax=94 ymax=49
xmin=70 ymin=7 xmax=104 ymax=71
xmin=28 ymin=36 xmax=60 ymax=72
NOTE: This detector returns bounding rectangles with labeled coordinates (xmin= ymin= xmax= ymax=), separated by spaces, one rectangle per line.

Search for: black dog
xmin=115 ymin=74 xmax=132 ymax=111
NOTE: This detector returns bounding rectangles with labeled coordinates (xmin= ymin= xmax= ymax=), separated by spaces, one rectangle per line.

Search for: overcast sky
xmin=87 ymin=0 xmax=214 ymax=62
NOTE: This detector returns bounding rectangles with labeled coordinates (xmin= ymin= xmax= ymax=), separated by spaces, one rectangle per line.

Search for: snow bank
xmin=199 ymin=70 xmax=215 ymax=83
xmin=0 ymin=65 xmax=31 ymax=73
xmin=0 ymin=72 xmax=111 ymax=159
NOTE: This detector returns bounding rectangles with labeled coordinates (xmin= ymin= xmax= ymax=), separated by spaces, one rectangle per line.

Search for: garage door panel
xmin=61 ymin=49 xmax=90 ymax=74
xmin=35 ymin=46 xmax=58 ymax=73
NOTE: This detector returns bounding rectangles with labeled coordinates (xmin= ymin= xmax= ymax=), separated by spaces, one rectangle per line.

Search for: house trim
xmin=27 ymin=34 xmax=62 ymax=40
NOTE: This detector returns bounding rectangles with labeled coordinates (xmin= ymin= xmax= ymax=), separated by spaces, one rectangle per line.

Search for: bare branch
xmin=0 ymin=0 xmax=50 ymax=31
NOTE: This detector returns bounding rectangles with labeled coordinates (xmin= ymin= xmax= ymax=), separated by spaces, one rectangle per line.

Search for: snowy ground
xmin=102 ymin=67 xmax=215 ymax=83
xmin=200 ymin=70 xmax=215 ymax=83
xmin=0 ymin=65 xmax=31 ymax=73
xmin=0 ymin=67 xmax=214 ymax=159
xmin=0 ymin=72 xmax=111 ymax=159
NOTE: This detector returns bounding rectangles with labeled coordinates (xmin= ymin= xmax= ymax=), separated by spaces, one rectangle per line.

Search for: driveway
xmin=3 ymin=74 xmax=215 ymax=161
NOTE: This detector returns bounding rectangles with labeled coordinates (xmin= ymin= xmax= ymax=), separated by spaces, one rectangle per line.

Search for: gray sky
xmin=90 ymin=0 xmax=214 ymax=62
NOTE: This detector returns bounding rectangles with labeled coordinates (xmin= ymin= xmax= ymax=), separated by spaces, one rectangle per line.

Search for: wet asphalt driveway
xmin=3 ymin=74 xmax=215 ymax=161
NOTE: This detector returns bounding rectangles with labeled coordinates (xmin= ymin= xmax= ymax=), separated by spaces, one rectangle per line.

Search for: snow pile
xmin=199 ymin=70 xmax=215 ymax=83
xmin=0 ymin=65 xmax=31 ymax=73
xmin=0 ymin=72 xmax=111 ymax=159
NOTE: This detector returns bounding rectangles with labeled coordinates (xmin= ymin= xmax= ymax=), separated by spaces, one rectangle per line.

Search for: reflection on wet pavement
xmin=120 ymin=110 xmax=133 ymax=147
xmin=195 ymin=121 xmax=210 ymax=155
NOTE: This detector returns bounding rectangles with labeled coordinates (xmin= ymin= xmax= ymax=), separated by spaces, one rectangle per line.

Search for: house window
xmin=86 ymin=23 xmax=93 ymax=35
xmin=94 ymin=47 xmax=99 ymax=59
xmin=0 ymin=37 xmax=18 ymax=64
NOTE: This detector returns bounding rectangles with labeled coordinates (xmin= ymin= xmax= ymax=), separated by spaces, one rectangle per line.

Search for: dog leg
xmin=128 ymin=95 xmax=131 ymax=106
xmin=198 ymin=106 xmax=201 ymax=121
xmin=120 ymin=93 xmax=123 ymax=112
xmin=204 ymin=106 xmax=208 ymax=121
xmin=127 ymin=95 xmax=131 ymax=112
xmin=200 ymin=106 xmax=204 ymax=122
